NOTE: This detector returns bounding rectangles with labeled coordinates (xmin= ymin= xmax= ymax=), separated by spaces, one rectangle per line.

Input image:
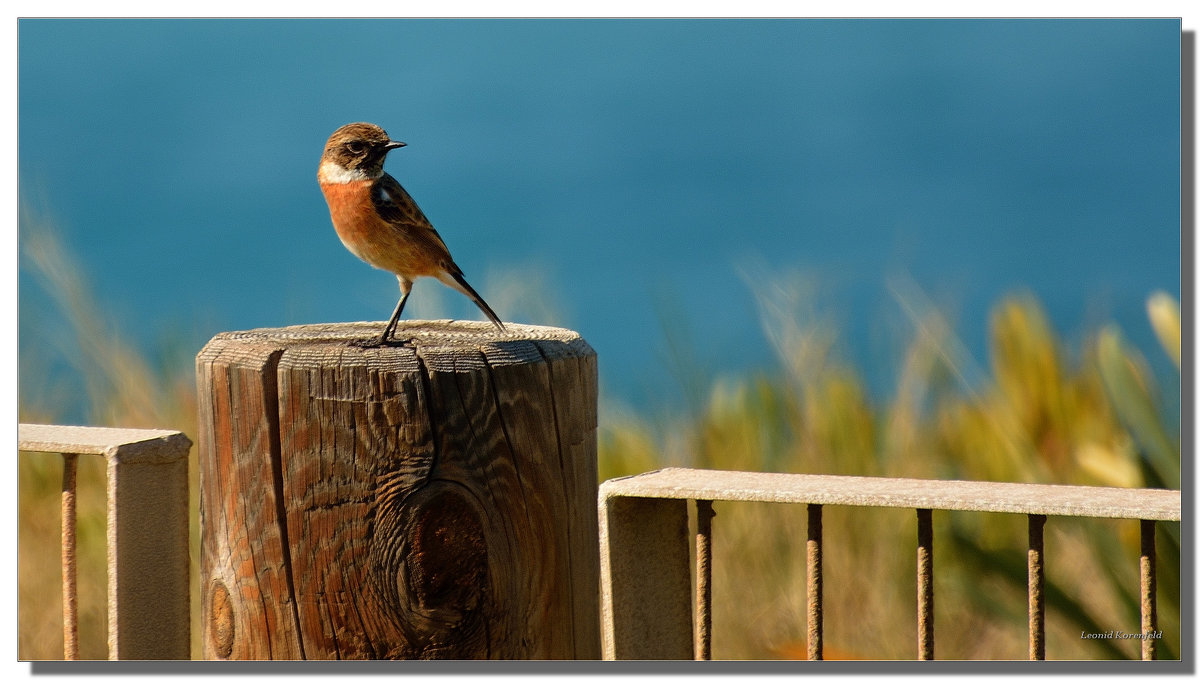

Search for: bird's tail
xmin=440 ymin=270 xmax=506 ymax=332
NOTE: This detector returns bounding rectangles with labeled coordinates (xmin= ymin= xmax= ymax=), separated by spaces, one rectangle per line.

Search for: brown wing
xmin=370 ymin=173 xmax=459 ymax=271
xmin=371 ymin=173 xmax=504 ymax=330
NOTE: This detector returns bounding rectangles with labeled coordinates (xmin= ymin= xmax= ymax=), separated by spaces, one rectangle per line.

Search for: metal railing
xmin=18 ymin=423 xmax=192 ymax=660
xmin=598 ymin=467 xmax=1181 ymax=661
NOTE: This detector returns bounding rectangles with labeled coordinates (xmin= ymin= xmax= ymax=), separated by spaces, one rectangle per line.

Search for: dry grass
xmin=597 ymin=267 xmax=1180 ymax=660
xmin=19 ymin=206 xmax=200 ymax=659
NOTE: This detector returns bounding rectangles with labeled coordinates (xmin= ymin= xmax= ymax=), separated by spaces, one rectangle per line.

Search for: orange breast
xmin=319 ymin=180 xmax=445 ymax=279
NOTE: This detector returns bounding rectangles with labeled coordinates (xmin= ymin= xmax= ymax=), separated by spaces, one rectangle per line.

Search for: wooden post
xmin=197 ymin=321 xmax=599 ymax=660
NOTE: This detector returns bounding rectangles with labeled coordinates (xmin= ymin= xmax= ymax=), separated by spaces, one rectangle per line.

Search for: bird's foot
xmin=350 ymin=335 xmax=410 ymax=348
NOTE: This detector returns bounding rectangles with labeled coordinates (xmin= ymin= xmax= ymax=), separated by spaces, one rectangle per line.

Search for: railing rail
xmin=18 ymin=423 xmax=192 ymax=660
xmin=598 ymin=467 xmax=1181 ymax=661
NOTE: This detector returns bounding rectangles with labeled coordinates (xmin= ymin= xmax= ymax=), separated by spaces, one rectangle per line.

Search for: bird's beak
xmin=384 ymin=140 xmax=407 ymax=151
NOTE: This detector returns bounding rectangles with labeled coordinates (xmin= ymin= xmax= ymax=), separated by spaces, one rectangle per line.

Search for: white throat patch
xmin=318 ymin=161 xmax=379 ymax=184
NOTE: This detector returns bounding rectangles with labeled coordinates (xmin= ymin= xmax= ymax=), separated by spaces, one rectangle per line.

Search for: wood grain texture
xmin=197 ymin=321 xmax=599 ymax=659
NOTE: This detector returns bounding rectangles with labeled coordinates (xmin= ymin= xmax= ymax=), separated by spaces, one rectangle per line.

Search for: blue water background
xmin=18 ymin=19 xmax=1182 ymax=421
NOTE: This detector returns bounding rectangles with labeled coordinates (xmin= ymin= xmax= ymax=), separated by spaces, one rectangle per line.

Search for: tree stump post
xmin=196 ymin=321 xmax=599 ymax=659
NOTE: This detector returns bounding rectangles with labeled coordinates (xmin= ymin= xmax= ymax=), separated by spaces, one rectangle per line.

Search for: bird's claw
xmin=350 ymin=335 xmax=410 ymax=348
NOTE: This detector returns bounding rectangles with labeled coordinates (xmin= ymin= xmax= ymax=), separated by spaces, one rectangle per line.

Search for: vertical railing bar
xmin=916 ymin=508 xmax=934 ymax=660
xmin=695 ymin=499 xmax=715 ymax=660
xmin=1140 ymin=519 xmax=1158 ymax=661
xmin=806 ymin=503 xmax=823 ymax=661
xmin=60 ymin=453 xmax=79 ymax=661
xmin=1027 ymin=514 xmax=1046 ymax=660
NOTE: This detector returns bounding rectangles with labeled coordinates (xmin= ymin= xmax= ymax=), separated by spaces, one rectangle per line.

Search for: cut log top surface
xmin=198 ymin=320 xmax=595 ymax=368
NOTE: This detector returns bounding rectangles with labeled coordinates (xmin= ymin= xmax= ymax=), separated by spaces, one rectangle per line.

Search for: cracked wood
xmin=197 ymin=321 xmax=599 ymax=659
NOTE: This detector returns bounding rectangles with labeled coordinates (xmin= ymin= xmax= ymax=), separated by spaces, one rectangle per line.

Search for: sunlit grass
xmin=19 ymin=213 xmax=1179 ymax=660
xmin=596 ymin=266 xmax=1180 ymax=660
xmin=19 ymin=204 xmax=201 ymax=659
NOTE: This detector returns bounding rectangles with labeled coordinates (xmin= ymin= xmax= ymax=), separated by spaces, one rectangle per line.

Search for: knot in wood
xmin=208 ymin=580 xmax=235 ymax=659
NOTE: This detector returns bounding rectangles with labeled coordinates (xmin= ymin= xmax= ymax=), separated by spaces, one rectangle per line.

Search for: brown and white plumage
xmin=317 ymin=122 xmax=504 ymax=344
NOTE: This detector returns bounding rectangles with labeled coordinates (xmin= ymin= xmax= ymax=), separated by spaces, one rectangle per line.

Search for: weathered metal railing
xmin=599 ymin=467 xmax=1181 ymax=661
xmin=18 ymin=423 xmax=192 ymax=660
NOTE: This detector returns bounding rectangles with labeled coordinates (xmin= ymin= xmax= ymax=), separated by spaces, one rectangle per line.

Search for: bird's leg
xmin=379 ymin=291 xmax=410 ymax=344
xmin=378 ymin=278 xmax=414 ymax=344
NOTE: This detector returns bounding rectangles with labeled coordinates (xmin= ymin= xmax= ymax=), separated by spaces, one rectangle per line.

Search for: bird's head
xmin=319 ymin=122 xmax=406 ymax=182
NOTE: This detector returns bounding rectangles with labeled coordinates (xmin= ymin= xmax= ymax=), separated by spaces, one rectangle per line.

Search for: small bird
xmin=317 ymin=122 xmax=505 ymax=345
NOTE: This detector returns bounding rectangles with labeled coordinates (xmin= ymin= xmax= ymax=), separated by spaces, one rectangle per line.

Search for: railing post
xmin=1027 ymin=514 xmax=1046 ymax=660
xmin=916 ymin=508 xmax=934 ymax=660
xmin=806 ymin=503 xmax=823 ymax=661
xmin=695 ymin=499 xmax=715 ymax=660
xmin=60 ymin=453 xmax=79 ymax=661
xmin=1140 ymin=519 xmax=1158 ymax=660
xmin=599 ymin=494 xmax=693 ymax=659
xmin=104 ymin=433 xmax=192 ymax=659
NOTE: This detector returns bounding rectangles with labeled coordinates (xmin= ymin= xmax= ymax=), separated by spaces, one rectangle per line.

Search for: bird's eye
xmin=346 ymin=141 xmax=366 ymax=154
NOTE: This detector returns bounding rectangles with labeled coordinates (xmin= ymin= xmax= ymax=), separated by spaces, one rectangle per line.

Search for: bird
xmin=317 ymin=122 xmax=505 ymax=345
